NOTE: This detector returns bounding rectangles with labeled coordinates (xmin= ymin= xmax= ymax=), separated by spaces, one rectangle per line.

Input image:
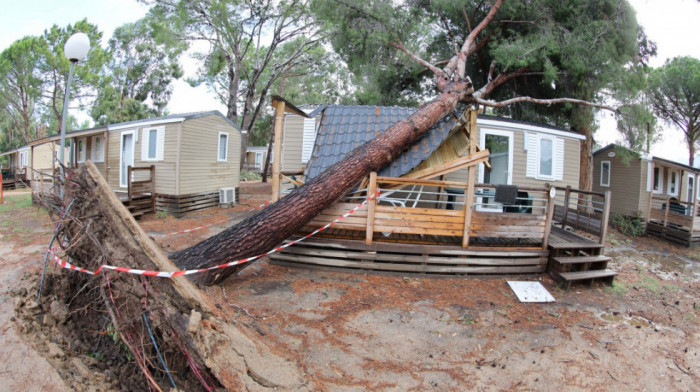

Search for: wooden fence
xmin=552 ymin=186 xmax=610 ymax=244
xmin=305 ymin=172 xmax=556 ymax=249
xmin=126 ymin=165 xmax=155 ymax=217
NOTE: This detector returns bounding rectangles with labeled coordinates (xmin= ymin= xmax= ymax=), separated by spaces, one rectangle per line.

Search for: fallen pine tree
xmin=31 ymin=161 xmax=306 ymax=391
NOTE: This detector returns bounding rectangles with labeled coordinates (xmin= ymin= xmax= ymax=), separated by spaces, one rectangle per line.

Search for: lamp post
xmin=58 ymin=32 xmax=90 ymax=170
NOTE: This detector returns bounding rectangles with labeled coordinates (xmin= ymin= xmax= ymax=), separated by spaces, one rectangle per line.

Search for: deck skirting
xmin=269 ymin=236 xmax=548 ymax=275
xmin=155 ymin=189 xmax=235 ymax=216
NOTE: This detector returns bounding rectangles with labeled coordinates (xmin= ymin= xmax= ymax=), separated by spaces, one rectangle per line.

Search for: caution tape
xmin=49 ymin=190 xmax=381 ymax=278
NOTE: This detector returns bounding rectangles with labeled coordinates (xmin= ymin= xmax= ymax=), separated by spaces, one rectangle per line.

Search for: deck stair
xmin=547 ymin=227 xmax=616 ymax=289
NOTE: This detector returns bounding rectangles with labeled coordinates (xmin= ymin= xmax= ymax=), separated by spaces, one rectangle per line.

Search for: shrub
xmin=240 ymin=171 xmax=262 ymax=181
xmin=610 ymin=211 xmax=645 ymax=236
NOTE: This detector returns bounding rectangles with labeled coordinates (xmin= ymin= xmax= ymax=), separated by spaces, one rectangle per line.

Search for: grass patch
xmin=638 ymin=275 xmax=661 ymax=293
xmin=241 ymin=171 xmax=262 ymax=181
xmin=0 ymin=194 xmax=32 ymax=213
xmin=604 ymin=281 xmax=628 ymax=296
xmin=154 ymin=210 xmax=169 ymax=219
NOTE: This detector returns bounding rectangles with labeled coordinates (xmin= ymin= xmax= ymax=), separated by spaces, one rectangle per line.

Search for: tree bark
xmin=172 ymin=80 xmax=472 ymax=285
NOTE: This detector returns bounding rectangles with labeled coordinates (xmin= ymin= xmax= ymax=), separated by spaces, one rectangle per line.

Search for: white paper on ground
xmin=506 ymin=281 xmax=556 ymax=303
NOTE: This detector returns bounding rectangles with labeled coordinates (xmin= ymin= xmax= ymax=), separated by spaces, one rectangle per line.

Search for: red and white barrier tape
xmin=252 ymin=201 xmax=272 ymax=211
xmin=49 ymin=190 xmax=380 ymax=278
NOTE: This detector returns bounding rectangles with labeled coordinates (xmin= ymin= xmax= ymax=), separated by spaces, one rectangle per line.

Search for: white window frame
xmin=667 ymin=169 xmax=679 ymax=197
xmin=77 ymin=138 xmax=87 ymax=163
xmin=141 ymin=126 xmax=164 ymax=162
xmin=18 ymin=150 xmax=28 ymax=168
xmin=600 ymin=160 xmax=611 ymax=187
xmin=218 ymin=132 xmax=229 ymax=162
xmin=653 ymin=167 xmax=663 ymax=194
xmin=536 ymin=135 xmax=556 ymax=181
xmin=119 ymin=130 xmax=136 ymax=188
xmin=687 ymin=173 xmax=696 ymax=202
xmin=91 ymin=135 xmax=104 ymax=162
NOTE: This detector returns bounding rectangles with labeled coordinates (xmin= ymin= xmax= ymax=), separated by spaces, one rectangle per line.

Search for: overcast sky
xmin=1 ymin=0 xmax=698 ymax=163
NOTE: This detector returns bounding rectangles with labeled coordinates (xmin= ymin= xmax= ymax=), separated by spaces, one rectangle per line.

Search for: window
xmin=600 ymin=161 xmax=611 ymax=187
xmin=18 ymin=150 xmax=28 ymax=168
xmin=147 ymin=129 xmax=157 ymax=160
xmin=218 ymin=132 xmax=229 ymax=161
xmin=668 ymin=170 xmax=679 ymax=196
xmin=92 ymin=136 xmax=104 ymax=162
xmin=141 ymin=126 xmax=164 ymax=161
xmin=77 ymin=139 xmax=86 ymax=163
xmin=653 ymin=167 xmax=663 ymax=194
xmin=537 ymin=136 xmax=554 ymax=179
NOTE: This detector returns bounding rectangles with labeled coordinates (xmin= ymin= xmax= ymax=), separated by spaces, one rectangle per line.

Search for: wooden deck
xmin=270 ymin=180 xmax=615 ymax=289
xmin=646 ymin=196 xmax=700 ymax=247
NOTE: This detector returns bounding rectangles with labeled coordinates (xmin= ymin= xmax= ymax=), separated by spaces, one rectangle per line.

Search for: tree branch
xmin=389 ymin=39 xmax=445 ymax=78
xmin=474 ymin=96 xmax=616 ymax=112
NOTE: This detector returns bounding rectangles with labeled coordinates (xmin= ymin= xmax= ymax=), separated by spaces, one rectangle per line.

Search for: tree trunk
xmin=172 ymin=81 xmax=471 ymax=285
xmin=572 ymin=105 xmax=594 ymax=191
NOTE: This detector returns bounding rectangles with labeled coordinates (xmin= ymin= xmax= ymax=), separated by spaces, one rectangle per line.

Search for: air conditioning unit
xmin=219 ymin=187 xmax=236 ymax=207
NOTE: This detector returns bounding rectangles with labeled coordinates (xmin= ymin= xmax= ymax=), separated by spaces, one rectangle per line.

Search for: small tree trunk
xmin=172 ymin=81 xmax=471 ymax=285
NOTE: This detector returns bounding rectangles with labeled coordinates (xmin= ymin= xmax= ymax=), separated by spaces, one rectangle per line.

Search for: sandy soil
xmin=2 ymin=183 xmax=699 ymax=391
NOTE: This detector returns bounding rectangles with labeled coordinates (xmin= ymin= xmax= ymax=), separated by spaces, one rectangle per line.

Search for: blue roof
xmin=304 ymin=105 xmax=462 ymax=180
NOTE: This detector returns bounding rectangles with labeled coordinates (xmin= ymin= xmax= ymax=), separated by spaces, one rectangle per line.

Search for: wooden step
xmin=552 ymin=255 xmax=611 ymax=265
xmin=548 ymin=242 xmax=604 ymax=250
xmin=557 ymin=269 xmax=617 ymax=290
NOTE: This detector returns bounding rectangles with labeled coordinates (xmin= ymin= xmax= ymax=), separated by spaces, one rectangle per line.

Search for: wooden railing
xmin=648 ymin=196 xmax=698 ymax=231
xmin=127 ymin=165 xmax=155 ymax=216
xmin=306 ymin=172 xmax=556 ymax=249
xmin=30 ymin=168 xmax=60 ymax=197
xmin=552 ymin=186 xmax=610 ymax=244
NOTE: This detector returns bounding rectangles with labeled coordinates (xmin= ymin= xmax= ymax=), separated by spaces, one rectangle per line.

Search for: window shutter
xmin=554 ymin=138 xmax=565 ymax=181
xmin=141 ymin=129 xmax=149 ymax=160
xmin=525 ymin=132 xmax=538 ymax=178
xmin=646 ymin=162 xmax=652 ymax=192
xmin=156 ymin=128 xmax=165 ymax=160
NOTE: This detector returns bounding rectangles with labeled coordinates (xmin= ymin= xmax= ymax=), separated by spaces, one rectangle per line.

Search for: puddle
xmin=609 ymin=249 xmax=700 ymax=276
xmin=598 ymin=312 xmax=653 ymax=328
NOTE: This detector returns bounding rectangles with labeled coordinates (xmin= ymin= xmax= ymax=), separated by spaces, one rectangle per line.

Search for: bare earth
xmin=2 ymin=184 xmax=699 ymax=391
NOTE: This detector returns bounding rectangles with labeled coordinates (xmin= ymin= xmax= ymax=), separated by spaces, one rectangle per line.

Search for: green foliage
xmin=37 ymin=19 xmax=111 ymax=133
xmin=240 ymin=171 xmax=262 ymax=181
xmin=647 ymin=56 xmax=700 ymax=166
xmin=0 ymin=36 xmax=45 ymax=148
xmin=91 ymin=15 xmax=185 ymax=125
xmin=150 ymin=0 xmax=321 ymax=143
xmin=610 ymin=211 xmax=645 ymax=236
xmin=154 ymin=210 xmax=169 ymax=219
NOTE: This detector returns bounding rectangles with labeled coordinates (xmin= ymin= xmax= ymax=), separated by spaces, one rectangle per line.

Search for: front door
xmin=478 ymin=129 xmax=513 ymax=212
xmin=120 ymin=131 xmax=134 ymax=188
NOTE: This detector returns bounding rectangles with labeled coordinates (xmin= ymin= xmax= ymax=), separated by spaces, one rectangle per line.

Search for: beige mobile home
xmin=593 ymin=144 xmax=700 ymax=246
xmin=30 ymin=111 xmax=241 ymax=216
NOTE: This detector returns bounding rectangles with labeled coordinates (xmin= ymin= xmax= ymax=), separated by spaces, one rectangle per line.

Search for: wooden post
xmin=271 ymin=99 xmax=286 ymax=202
xmin=599 ymin=190 xmax=611 ymax=244
xmin=693 ymin=173 xmax=699 ymax=223
xmin=542 ymin=187 xmax=555 ymax=249
xmin=365 ymin=172 xmax=377 ymax=244
xmin=646 ymin=161 xmax=655 ymax=224
xmin=663 ymin=196 xmax=670 ymax=227
xmin=461 ymin=108 xmax=479 ymax=248
xmin=127 ymin=165 xmax=133 ymax=203
xmin=102 ymin=131 xmax=110 ymax=184
xmin=150 ymin=165 xmax=156 ymax=212
xmin=561 ymin=185 xmax=571 ymax=229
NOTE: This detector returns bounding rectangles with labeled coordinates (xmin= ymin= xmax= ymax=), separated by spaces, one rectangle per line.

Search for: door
xmin=120 ymin=131 xmax=134 ymax=188
xmin=687 ymin=174 xmax=695 ymax=216
xmin=478 ymin=129 xmax=513 ymax=212
xmin=255 ymin=152 xmax=263 ymax=170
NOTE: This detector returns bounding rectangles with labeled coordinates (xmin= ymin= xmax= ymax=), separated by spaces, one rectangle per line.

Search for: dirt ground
xmin=1 ymin=183 xmax=699 ymax=391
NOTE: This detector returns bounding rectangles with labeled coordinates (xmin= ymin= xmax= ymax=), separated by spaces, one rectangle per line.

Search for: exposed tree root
xmin=33 ymin=162 xmax=305 ymax=391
